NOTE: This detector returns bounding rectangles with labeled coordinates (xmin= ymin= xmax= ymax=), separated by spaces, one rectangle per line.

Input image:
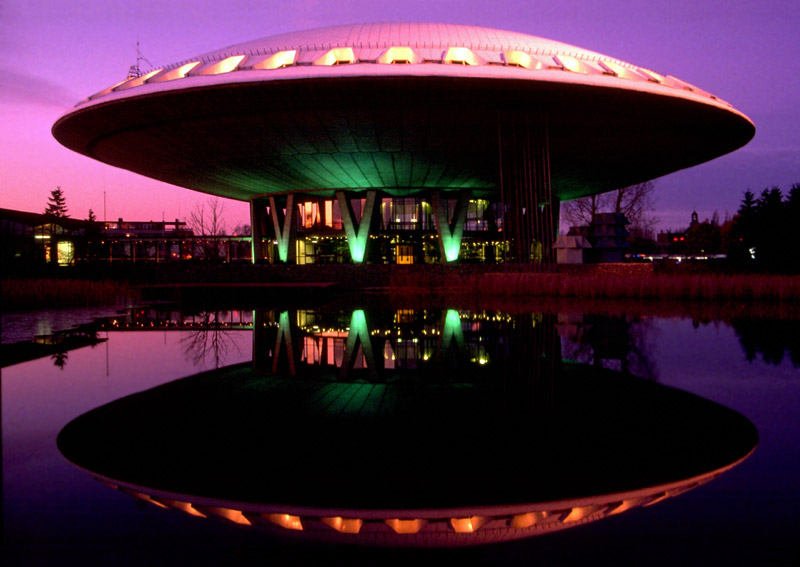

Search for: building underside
xmin=53 ymin=77 xmax=753 ymax=264
xmin=251 ymin=110 xmax=558 ymax=264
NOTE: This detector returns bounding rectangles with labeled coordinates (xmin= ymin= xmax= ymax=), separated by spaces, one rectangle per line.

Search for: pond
xmin=2 ymin=300 xmax=798 ymax=566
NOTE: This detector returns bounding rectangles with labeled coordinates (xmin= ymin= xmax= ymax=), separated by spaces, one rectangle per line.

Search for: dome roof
xmin=78 ymin=22 xmax=737 ymax=115
xmin=54 ymin=23 xmax=754 ymax=204
xmin=196 ymin=22 xmax=608 ymax=62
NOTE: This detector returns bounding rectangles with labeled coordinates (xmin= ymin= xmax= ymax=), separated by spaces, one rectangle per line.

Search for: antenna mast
xmin=127 ymin=41 xmax=153 ymax=79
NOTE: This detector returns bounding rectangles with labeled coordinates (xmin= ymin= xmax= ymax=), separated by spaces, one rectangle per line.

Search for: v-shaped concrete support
xmin=272 ymin=311 xmax=297 ymax=375
xmin=436 ymin=309 xmax=467 ymax=366
xmin=268 ymin=194 xmax=296 ymax=263
xmin=336 ymin=190 xmax=377 ymax=263
xmin=431 ymin=190 xmax=469 ymax=262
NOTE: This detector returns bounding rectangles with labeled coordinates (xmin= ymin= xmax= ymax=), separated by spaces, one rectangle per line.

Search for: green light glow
xmin=269 ymin=194 xmax=295 ymax=263
xmin=337 ymin=191 xmax=376 ymax=263
xmin=341 ymin=309 xmax=376 ymax=378
xmin=431 ymin=191 xmax=468 ymax=262
xmin=273 ymin=311 xmax=297 ymax=374
xmin=442 ymin=309 xmax=465 ymax=351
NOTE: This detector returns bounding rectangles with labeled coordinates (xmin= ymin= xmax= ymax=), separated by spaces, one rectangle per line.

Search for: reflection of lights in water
xmin=58 ymin=307 xmax=758 ymax=547
xmin=104 ymin=463 xmax=739 ymax=545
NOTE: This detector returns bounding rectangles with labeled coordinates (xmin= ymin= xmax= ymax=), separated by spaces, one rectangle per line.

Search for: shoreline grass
xmin=423 ymin=272 xmax=800 ymax=302
xmin=4 ymin=267 xmax=799 ymax=311
xmin=2 ymin=278 xmax=139 ymax=310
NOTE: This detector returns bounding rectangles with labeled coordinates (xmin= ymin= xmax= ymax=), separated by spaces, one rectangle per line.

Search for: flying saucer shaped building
xmin=53 ymin=23 xmax=754 ymax=264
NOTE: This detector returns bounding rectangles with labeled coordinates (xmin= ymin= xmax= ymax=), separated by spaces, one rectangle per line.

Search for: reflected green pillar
xmin=273 ymin=310 xmax=297 ymax=375
xmin=437 ymin=309 xmax=466 ymax=364
xmin=431 ymin=190 xmax=469 ymax=262
xmin=336 ymin=190 xmax=377 ymax=263
xmin=340 ymin=309 xmax=378 ymax=379
xmin=268 ymin=194 xmax=296 ymax=263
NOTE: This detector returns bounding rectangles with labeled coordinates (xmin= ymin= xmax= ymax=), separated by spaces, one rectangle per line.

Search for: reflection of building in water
xmin=59 ymin=336 xmax=757 ymax=547
xmin=101 ymin=458 xmax=738 ymax=546
xmin=557 ymin=312 xmax=658 ymax=379
xmin=253 ymin=308 xmax=561 ymax=388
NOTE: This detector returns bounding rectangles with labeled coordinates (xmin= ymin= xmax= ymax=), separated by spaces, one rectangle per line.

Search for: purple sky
xmin=2 ymin=0 xmax=798 ymax=231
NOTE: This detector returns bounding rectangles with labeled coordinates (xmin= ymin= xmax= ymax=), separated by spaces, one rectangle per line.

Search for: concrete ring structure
xmin=53 ymin=23 xmax=755 ymax=265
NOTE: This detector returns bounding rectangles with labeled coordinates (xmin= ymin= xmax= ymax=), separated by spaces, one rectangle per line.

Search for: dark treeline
xmin=727 ymin=183 xmax=800 ymax=271
xmin=732 ymin=318 xmax=800 ymax=368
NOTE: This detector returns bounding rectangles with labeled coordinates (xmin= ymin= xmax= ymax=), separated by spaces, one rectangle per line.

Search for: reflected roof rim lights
xmin=86 ymin=445 xmax=753 ymax=523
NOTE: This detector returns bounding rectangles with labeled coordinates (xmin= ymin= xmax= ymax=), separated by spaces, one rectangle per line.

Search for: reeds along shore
xmin=2 ymin=278 xmax=138 ymax=310
xmin=389 ymin=272 xmax=800 ymax=302
xmin=3 ymin=271 xmax=799 ymax=311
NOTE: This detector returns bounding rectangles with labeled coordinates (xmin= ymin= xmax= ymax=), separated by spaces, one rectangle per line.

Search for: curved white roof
xmin=195 ymin=22 xmax=610 ymax=62
xmin=79 ymin=22 xmax=737 ymax=115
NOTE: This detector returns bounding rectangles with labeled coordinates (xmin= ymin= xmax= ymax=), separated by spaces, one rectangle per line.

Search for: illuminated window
xmin=634 ymin=68 xmax=663 ymax=83
xmin=321 ymin=517 xmax=362 ymax=533
xmin=450 ymin=516 xmax=487 ymax=533
xmin=386 ymin=518 xmax=426 ymax=534
xmin=92 ymin=78 xmax=131 ymax=98
xmin=301 ymin=201 xmax=319 ymax=228
xmin=377 ymin=46 xmax=418 ymax=64
xmin=115 ymin=69 xmax=163 ymax=91
xmin=554 ymin=55 xmax=595 ymax=75
xmin=253 ymin=50 xmax=297 ymax=69
xmin=264 ymin=513 xmax=303 ymax=530
xmin=444 ymin=47 xmax=481 ymax=65
xmin=597 ymin=60 xmax=646 ymax=81
xmin=396 ymin=244 xmax=414 ymax=264
xmin=57 ymin=241 xmax=75 ymax=266
xmin=503 ymin=50 xmax=541 ymax=69
xmin=198 ymin=55 xmax=245 ymax=75
xmin=314 ymin=47 xmax=356 ymax=66
xmin=150 ymin=61 xmax=201 ymax=83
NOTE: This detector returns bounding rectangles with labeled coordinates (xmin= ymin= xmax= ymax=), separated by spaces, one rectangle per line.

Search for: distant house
xmin=562 ymin=213 xmax=630 ymax=263
xmin=554 ymin=235 xmax=592 ymax=264
xmin=0 ymin=208 xmax=96 ymax=266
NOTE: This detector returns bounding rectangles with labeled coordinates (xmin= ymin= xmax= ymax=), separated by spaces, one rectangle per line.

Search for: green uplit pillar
xmin=268 ymin=194 xmax=297 ymax=263
xmin=431 ymin=190 xmax=469 ymax=262
xmin=437 ymin=309 xmax=466 ymax=364
xmin=250 ymin=197 xmax=268 ymax=264
xmin=336 ymin=190 xmax=377 ymax=263
xmin=340 ymin=309 xmax=378 ymax=380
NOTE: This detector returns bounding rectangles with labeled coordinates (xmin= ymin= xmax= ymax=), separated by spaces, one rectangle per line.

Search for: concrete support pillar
xmin=272 ymin=310 xmax=298 ymax=375
xmin=268 ymin=194 xmax=296 ymax=263
xmin=431 ymin=190 xmax=469 ymax=263
xmin=436 ymin=309 xmax=467 ymax=366
xmin=336 ymin=190 xmax=377 ymax=263
xmin=250 ymin=197 xmax=269 ymax=264
xmin=498 ymin=110 xmax=555 ymax=264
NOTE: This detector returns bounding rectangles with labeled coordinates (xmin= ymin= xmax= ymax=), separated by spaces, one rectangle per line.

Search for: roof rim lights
xmin=83 ymin=44 xmax=728 ymax=109
xmin=252 ymin=50 xmax=297 ymax=69
xmin=197 ymin=55 xmax=246 ymax=75
xmin=149 ymin=61 xmax=201 ymax=83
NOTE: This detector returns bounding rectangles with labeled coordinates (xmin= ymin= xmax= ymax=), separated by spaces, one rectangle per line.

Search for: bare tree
xmin=188 ymin=197 xmax=227 ymax=260
xmin=562 ymin=181 xmax=658 ymax=237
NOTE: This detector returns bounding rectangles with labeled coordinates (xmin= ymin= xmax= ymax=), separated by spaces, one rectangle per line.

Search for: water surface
xmin=2 ymin=303 xmax=798 ymax=565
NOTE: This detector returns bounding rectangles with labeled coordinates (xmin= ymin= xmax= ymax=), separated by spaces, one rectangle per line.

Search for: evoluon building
xmin=53 ymin=23 xmax=754 ymax=265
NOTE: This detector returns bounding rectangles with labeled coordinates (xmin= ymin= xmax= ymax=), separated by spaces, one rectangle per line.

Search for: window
xmin=397 ymin=244 xmax=414 ymax=264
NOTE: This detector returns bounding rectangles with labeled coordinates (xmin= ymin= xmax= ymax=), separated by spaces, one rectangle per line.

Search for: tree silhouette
xmin=562 ymin=181 xmax=657 ymax=238
xmin=44 ymin=186 xmax=69 ymax=217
